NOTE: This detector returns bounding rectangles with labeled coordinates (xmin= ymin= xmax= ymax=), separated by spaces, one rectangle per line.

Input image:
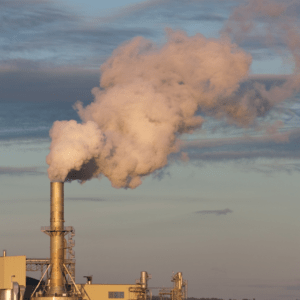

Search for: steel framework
xmin=26 ymin=226 xmax=76 ymax=284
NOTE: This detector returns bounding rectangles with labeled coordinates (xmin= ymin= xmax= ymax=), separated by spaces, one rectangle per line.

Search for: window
xmin=109 ymin=292 xmax=124 ymax=298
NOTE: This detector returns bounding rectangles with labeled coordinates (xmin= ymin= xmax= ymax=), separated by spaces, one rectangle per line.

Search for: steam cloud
xmin=47 ymin=0 xmax=300 ymax=188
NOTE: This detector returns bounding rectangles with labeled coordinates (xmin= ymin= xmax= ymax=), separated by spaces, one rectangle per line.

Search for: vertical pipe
xmin=140 ymin=271 xmax=148 ymax=289
xmin=177 ymin=272 xmax=182 ymax=290
xmin=19 ymin=286 xmax=26 ymax=300
xmin=49 ymin=182 xmax=65 ymax=295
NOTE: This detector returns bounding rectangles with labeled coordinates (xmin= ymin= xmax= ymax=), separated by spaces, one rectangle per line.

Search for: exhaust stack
xmin=31 ymin=182 xmax=82 ymax=299
xmin=49 ymin=182 xmax=65 ymax=295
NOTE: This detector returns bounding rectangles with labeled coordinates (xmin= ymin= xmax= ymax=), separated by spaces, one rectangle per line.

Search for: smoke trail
xmin=47 ymin=0 xmax=300 ymax=188
xmin=223 ymin=0 xmax=300 ymax=104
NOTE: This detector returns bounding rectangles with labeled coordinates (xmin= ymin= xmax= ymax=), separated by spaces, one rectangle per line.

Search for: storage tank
xmin=0 ymin=289 xmax=12 ymax=300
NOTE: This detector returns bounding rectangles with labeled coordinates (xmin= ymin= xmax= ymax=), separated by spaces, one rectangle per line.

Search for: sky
xmin=1 ymin=0 xmax=300 ymax=299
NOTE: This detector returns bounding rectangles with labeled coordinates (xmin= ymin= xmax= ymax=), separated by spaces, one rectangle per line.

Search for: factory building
xmin=0 ymin=183 xmax=187 ymax=300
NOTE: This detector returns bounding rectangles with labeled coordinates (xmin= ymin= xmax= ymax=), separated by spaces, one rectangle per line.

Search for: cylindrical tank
xmin=0 ymin=289 xmax=12 ymax=300
xmin=49 ymin=182 xmax=65 ymax=296
xmin=140 ymin=271 xmax=148 ymax=289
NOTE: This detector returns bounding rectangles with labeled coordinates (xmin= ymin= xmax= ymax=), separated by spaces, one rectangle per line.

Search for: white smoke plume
xmin=47 ymin=0 xmax=300 ymax=188
xmin=47 ymin=29 xmax=253 ymax=188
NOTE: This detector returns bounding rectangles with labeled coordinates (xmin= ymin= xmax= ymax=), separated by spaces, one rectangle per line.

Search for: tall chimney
xmin=49 ymin=182 xmax=65 ymax=295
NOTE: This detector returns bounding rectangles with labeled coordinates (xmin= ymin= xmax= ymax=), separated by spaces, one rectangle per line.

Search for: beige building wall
xmin=0 ymin=256 xmax=26 ymax=289
xmin=77 ymin=284 xmax=140 ymax=300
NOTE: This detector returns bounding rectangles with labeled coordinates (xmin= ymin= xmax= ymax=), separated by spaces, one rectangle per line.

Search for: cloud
xmin=0 ymin=0 xmax=297 ymax=70
xmin=0 ymin=68 xmax=99 ymax=103
xmin=248 ymin=283 xmax=300 ymax=291
xmin=97 ymin=0 xmax=170 ymax=22
xmin=195 ymin=208 xmax=233 ymax=216
xmin=65 ymin=197 xmax=106 ymax=202
xmin=247 ymin=284 xmax=284 ymax=289
xmin=0 ymin=0 xmax=298 ymax=70
xmin=187 ymin=150 xmax=300 ymax=162
xmin=223 ymin=0 xmax=300 ymax=71
xmin=0 ymin=166 xmax=45 ymax=176
xmin=7 ymin=27 xmax=155 ymax=55
xmin=0 ymin=138 xmax=49 ymax=147
xmin=176 ymin=127 xmax=300 ymax=175
xmin=182 ymin=131 xmax=292 ymax=151
xmin=0 ymin=0 xmax=78 ymax=32
xmin=0 ymin=0 xmax=156 ymax=68
xmin=240 ymin=162 xmax=300 ymax=175
xmin=180 ymin=127 xmax=300 ymax=164
xmin=180 ymin=14 xmax=226 ymax=22
xmin=286 ymin=285 xmax=300 ymax=291
xmin=239 ymin=35 xmax=287 ymax=52
xmin=106 ymin=0 xmax=232 ymax=36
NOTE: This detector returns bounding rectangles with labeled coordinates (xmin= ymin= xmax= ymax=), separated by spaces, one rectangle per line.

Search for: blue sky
xmin=1 ymin=0 xmax=300 ymax=299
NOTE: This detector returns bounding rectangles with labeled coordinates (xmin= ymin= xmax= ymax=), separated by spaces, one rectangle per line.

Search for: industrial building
xmin=0 ymin=182 xmax=187 ymax=300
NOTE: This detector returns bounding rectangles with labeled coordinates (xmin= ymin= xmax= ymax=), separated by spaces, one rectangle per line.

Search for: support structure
xmin=158 ymin=273 xmax=187 ymax=300
xmin=31 ymin=182 xmax=81 ymax=300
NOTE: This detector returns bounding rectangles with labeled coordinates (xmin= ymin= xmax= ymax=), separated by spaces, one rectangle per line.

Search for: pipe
xmin=49 ymin=182 xmax=65 ymax=295
xmin=177 ymin=272 xmax=182 ymax=290
xmin=140 ymin=271 xmax=148 ymax=289
xmin=19 ymin=286 xmax=26 ymax=300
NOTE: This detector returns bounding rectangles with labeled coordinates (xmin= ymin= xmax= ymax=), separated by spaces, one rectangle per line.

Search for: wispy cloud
xmin=65 ymin=197 xmax=106 ymax=202
xmin=187 ymin=150 xmax=300 ymax=161
xmin=0 ymin=0 xmax=297 ymax=71
xmin=0 ymin=68 xmax=99 ymax=103
xmin=180 ymin=126 xmax=300 ymax=165
xmin=0 ymin=0 xmax=78 ymax=32
xmin=103 ymin=0 xmax=229 ymax=24
xmin=0 ymin=166 xmax=45 ymax=176
xmin=286 ymin=285 xmax=300 ymax=291
xmin=0 ymin=0 xmax=156 ymax=68
xmin=182 ymin=131 xmax=292 ymax=150
xmin=241 ymin=162 xmax=300 ymax=175
xmin=195 ymin=208 xmax=233 ymax=216
xmin=0 ymin=0 xmax=298 ymax=70
xmin=180 ymin=13 xmax=226 ymax=22
xmin=248 ymin=283 xmax=300 ymax=291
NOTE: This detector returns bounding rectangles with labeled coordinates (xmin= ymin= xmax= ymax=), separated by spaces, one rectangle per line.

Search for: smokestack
xmin=32 ymin=182 xmax=82 ymax=299
xmin=49 ymin=182 xmax=65 ymax=296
